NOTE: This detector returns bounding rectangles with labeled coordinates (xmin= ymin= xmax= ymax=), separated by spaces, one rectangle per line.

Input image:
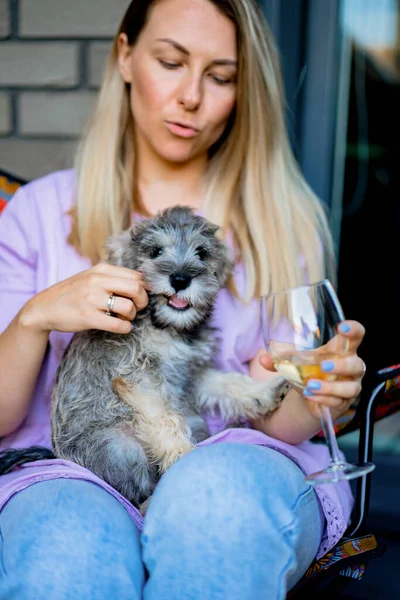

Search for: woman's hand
xmin=19 ymin=263 xmax=149 ymax=335
xmin=259 ymin=320 xmax=366 ymax=421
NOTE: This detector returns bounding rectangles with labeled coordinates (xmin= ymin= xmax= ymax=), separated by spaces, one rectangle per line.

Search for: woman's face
xmin=118 ymin=0 xmax=237 ymax=165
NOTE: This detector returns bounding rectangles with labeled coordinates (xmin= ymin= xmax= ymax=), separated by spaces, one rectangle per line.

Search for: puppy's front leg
xmin=113 ymin=378 xmax=195 ymax=474
xmin=194 ymin=369 xmax=291 ymax=422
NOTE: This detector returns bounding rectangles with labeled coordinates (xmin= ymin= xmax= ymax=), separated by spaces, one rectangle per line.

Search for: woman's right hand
xmin=20 ymin=263 xmax=149 ymax=335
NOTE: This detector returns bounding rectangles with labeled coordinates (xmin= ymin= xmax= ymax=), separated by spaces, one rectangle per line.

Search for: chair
xmin=1 ymin=168 xmax=400 ymax=596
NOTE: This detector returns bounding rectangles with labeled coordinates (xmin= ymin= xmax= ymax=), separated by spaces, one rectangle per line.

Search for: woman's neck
xmin=135 ymin=140 xmax=207 ymax=215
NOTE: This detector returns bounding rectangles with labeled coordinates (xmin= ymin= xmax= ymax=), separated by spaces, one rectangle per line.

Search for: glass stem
xmin=318 ymin=405 xmax=343 ymax=465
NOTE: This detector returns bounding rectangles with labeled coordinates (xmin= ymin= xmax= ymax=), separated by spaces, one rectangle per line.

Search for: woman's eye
xmin=150 ymin=247 xmax=163 ymax=259
xmin=159 ymin=59 xmax=180 ymax=70
xmin=196 ymin=247 xmax=208 ymax=261
xmin=210 ymin=74 xmax=232 ymax=85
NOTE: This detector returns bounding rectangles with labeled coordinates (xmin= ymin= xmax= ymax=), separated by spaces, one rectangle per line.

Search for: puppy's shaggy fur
xmin=0 ymin=207 xmax=289 ymax=509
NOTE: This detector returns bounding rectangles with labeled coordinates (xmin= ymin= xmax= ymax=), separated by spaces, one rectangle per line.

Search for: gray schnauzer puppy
xmin=51 ymin=206 xmax=288 ymax=512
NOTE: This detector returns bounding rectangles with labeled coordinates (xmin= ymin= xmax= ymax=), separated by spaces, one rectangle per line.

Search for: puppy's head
xmin=107 ymin=206 xmax=233 ymax=331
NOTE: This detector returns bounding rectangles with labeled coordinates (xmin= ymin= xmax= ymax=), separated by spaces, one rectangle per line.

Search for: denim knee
xmin=141 ymin=443 xmax=322 ymax=600
xmin=0 ymin=479 xmax=144 ymax=600
xmin=145 ymin=442 xmax=311 ymax=529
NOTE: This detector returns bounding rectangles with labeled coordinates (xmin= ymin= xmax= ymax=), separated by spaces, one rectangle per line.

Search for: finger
xmin=337 ymin=320 xmax=366 ymax=353
xmin=305 ymin=396 xmax=351 ymax=418
xmin=94 ymin=262 xmax=145 ymax=283
xmin=95 ymin=313 xmax=133 ymax=335
xmin=91 ymin=275 xmax=149 ymax=311
xmin=101 ymin=295 xmax=137 ymax=321
xmin=258 ymin=351 xmax=277 ymax=372
xmin=317 ymin=354 xmax=366 ymax=379
xmin=107 ymin=280 xmax=148 ymax=312
xmin=129 ymin=282 xmax=149 ymax=312
xmin=304 ymin=378 xmax=362 ymax=401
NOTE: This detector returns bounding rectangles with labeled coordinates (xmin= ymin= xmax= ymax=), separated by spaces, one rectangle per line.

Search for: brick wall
xmin=0 ymin=0 xmax=130 ymax=181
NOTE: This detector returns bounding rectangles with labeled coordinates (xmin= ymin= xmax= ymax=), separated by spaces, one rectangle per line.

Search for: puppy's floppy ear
xmin=215 ymin=240 xmax=234 ymax=287
xmin=203 ymin=220 xmax=233 ymax=287
xmin=106 ymin=229 xmax=138 ymax=270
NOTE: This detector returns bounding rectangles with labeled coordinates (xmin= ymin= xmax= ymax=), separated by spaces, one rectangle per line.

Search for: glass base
xmin=305 ymin=461 xmax=375 ymax=485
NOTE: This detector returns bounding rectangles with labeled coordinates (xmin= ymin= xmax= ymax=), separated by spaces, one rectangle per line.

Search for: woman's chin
xmin=155 ymin=143 xmax=205 ymax=165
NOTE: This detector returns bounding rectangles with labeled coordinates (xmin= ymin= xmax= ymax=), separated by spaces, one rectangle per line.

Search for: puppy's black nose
xmin=170 ymin=274 xmax=191 ymax=291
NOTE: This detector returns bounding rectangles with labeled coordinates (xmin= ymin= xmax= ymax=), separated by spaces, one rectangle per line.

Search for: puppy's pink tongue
xmin=168 ymin=294 xmax=189 ymax=309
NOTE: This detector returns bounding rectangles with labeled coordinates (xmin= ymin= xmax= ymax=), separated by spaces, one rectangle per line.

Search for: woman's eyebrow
xmin=155 ymin=38 xmax=237 ymax=67
xmin=156 ymin=37 xmax=190 ymax=55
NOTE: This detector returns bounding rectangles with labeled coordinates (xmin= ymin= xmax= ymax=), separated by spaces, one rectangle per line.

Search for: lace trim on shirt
xmin=313 ymin=486 xmax=348 ymax=559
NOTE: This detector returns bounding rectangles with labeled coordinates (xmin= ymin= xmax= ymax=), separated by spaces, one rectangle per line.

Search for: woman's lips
xmin=165 ymin=121 xmax=199 ymax=138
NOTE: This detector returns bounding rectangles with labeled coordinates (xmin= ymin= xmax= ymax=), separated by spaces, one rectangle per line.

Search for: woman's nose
xmin=178 ymin=72 xmax=202 ymax=111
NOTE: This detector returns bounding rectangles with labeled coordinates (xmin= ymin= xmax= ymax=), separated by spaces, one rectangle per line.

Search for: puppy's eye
xmin=149 ymin=247 xmax=163 ymax=259
xmin=196 ymin=247 xmax=208 ymax=261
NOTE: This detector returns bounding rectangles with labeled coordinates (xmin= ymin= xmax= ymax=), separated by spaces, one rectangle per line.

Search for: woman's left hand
xmin=300 ymin=320 xmax=366 ymax=420
xmin=258 ymin=319 xmax=367 ymax=422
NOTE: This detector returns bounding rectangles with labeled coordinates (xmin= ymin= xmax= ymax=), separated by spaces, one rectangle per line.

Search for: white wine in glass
xmin=272 ymin=350 xmax=343 ymax=389
xmin=260 ymin=279 xmax=375 ymax=485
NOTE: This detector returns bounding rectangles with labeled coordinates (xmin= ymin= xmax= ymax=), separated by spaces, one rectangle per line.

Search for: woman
xmin=0 ymin=0 xmax=366 ymax=598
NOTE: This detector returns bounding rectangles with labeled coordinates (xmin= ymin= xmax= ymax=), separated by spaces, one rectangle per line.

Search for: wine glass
xmin=260 ymin=279 xmax=375 ymax=485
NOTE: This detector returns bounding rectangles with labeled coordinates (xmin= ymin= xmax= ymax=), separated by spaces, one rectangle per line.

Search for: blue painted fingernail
xmin=307 ymin=380 xmax=321 ymax=391
xmin=322 ymin=361 xmax=334 ymax=372
xmin=304 ymin=389 xmax=314 ymax=396
xmin=340 ymin=323 xmax=351 ymax=333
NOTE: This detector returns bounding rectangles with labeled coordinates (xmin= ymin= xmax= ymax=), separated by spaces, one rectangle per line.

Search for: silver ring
xmin=106 ymin=293 xmax=116 ymax=316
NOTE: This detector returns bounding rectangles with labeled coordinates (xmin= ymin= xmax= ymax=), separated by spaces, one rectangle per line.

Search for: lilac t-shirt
xmin=0 ymin=169 xmax=353 ymax=559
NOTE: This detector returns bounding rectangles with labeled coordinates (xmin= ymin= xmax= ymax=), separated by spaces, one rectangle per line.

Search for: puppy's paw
xmin=197 ymin=370 xmax=291 ymax=422
xmin=253 ymin=376 xmax=292 ymax=414
xmin=159 ymin=441 xmax=195 ymax=473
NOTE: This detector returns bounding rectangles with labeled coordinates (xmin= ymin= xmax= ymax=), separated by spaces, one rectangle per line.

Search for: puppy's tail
xmin=0 ymin=446 xmax=55 ymax=476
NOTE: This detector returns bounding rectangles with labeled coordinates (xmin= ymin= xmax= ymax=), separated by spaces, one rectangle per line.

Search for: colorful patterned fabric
xmin=303 ymin=533 xmax=377 ymax=578
xmin=339 ymin=562 xmax=366 ymax=580
xmin=0 ymin=171 xmax=26 ymax=213
xmin=378 ymin=364 xmax=400 ymax=378
xmin=287 ymin=533 xmax=383 ymax=597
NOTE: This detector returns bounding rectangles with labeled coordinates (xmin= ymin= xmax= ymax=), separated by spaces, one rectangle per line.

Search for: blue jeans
xmin=0 ymin=443 xmax=323 ymax=600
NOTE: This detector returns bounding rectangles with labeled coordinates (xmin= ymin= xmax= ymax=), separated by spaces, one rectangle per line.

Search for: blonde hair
xmin=69 ymin=0 xmax=335 ymax=300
